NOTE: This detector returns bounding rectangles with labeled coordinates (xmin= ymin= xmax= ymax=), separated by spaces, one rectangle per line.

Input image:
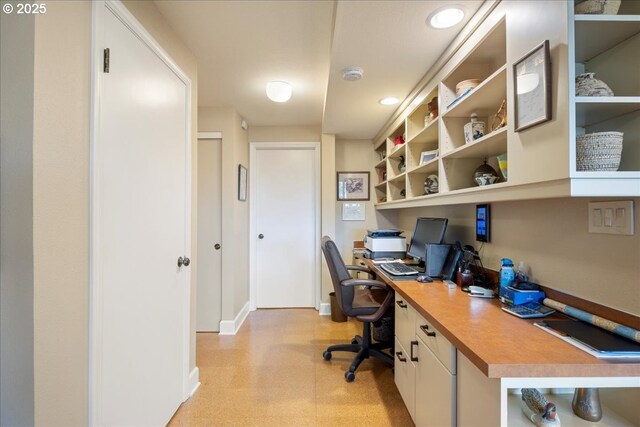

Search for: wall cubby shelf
xmin=373 ymin=3 xmax=639 ymax=209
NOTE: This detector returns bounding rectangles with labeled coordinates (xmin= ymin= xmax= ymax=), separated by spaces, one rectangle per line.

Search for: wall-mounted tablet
xmin=476 ymin=204 xmax=490 ymax=242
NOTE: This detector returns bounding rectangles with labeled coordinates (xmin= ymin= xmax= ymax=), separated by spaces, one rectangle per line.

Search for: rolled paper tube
xmin=543 ymin=298 xmax=640 ymax=343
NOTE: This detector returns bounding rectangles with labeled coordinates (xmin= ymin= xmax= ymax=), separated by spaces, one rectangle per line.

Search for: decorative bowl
xmin=456 ymin=79 xmax=482 ymax=96
xmin=475 ymin=174 xmax=499 ymax=186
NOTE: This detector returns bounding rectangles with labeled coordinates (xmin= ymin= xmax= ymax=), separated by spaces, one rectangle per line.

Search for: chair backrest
xmin=321 ymin=236 xmax=355 ymax=314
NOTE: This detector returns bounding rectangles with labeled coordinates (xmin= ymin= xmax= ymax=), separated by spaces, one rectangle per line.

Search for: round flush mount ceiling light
xmin=427 ymin=6 xmax=465 ymax=29
xmin=342 ymin=66 xmax=364 ymax=81
xmin=266 ymin=81 xmax=292 ymax=102
xmin=379 ymin=97 xmax=400 ymax=106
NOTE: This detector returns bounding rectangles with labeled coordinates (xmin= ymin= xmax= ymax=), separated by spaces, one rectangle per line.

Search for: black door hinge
xmin=103 ymin=48 xmax=110 ymax=73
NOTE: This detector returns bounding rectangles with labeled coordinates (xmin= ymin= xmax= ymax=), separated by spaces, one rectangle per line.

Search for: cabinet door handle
xmin=410 ymin=340 xmax=419 ymax=362
xmin=395 ymin=351 xmax=406 ymax=362
xmin=396 ymin=300 xmax=407 ymax=308
xmin=420 ymin=324 xmax=436 ymax=337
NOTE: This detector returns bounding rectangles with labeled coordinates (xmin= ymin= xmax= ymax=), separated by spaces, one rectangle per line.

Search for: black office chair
xmin=321 ymin=236 xmax=394 ymax=382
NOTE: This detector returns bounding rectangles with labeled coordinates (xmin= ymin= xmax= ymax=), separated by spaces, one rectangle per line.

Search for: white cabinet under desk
xmin=394 ymin=294 xmax=457 ymax=427
xmin=377 ymin=261 xmax=640 ymax=427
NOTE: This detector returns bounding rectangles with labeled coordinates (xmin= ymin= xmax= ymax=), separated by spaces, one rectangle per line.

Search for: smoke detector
xmin=342 ymin=67 xmax=364 ymax=82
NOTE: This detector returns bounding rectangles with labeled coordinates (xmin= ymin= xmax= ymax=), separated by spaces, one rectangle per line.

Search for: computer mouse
xmin=416 ymin=275 xmax=433 ymax=283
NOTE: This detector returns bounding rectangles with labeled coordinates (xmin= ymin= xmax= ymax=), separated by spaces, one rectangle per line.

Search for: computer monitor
xmin=406 ymin=217 xmax=448 ymax=262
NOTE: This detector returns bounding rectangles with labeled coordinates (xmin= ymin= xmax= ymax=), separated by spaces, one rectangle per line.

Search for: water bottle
xmin=499 ymin=258 xmax=515 ymax=299
xmin=516 ymin=261 xmax=529 ymax=283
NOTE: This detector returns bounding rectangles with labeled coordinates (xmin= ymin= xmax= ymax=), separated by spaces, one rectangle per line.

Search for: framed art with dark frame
xmin=238 ymin=164 xmax=247 ymax=201
xmin=337 ymin=171 xmax=370 ymax=201
xmin=513 ymin=40 xmax=551 ymax=132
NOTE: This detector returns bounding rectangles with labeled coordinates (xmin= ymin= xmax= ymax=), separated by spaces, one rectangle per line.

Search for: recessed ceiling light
xmin=379 ymin=97 xmax=400 ymax=106
xmin=266 ymin=81 xmax=292 ymax=102
xmin=427 ymin=6 xmax=465 ymax=29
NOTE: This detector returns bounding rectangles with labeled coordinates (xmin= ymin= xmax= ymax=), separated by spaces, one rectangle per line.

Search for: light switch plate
xmin=588 ymin=201 xmax=634 ymax=235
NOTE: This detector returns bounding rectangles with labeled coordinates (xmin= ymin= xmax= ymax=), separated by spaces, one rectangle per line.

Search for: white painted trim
xmin=219 ymin=301 xmax=251 ymax=335
xmin=187 ymin=368 xmax=200 ymax=398
xmin=319 ymin=303 xmax=331 ymax=316
xmin=197 ymin=131 xmax=222 ymax=140
xmin=249 ymin=142 xmax=322 ymax=311
xmin=90 ymin=1 xmax=193 ymax=424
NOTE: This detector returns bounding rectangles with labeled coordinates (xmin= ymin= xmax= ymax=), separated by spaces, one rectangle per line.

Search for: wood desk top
xmin=366 ymin=260 xmax=640 ymax=379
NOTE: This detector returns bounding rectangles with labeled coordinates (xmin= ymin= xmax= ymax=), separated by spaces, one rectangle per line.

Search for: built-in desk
xmin=366 ymin=259 xmax=640 ymax=427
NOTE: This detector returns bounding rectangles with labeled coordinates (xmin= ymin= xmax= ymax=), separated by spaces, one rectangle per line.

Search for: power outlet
xmin=588 ymin=201 xmax=634 ymax=235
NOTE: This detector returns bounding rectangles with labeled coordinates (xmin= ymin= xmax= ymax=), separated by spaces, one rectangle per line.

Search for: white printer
xmin=363 ymin=229 xmax=406 ymax=259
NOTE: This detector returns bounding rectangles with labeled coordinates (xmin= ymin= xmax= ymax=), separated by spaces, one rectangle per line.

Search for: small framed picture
xmin=419 ymin=149 xmax=438 ymax=165
xmin=513 ymin=40 xmax=552 ymax=132
xmin=337 ymin=171 xmax=370 ymax=201
xmin=238 ymin=164 xmax=247 ymax=201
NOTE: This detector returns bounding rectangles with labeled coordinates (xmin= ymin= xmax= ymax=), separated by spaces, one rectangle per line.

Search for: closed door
xmin=197 ymin=138 xmax=222 ymax=331
xmin=93 ymin=5 xmax=189 ymax=426
xmin=254 ymin=146 xmax=318 ymax=308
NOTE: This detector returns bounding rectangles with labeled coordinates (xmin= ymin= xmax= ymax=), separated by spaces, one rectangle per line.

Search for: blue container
xmin=499 ymin=258 xmax=515 ymax=299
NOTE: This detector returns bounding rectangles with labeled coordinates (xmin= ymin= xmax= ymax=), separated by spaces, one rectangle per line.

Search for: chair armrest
xmin=346 ymin=265 xmax=375 ymax=278
xmin=342 ymin=278 xmax=387 ymax=290
xmin=358 ymin=288 xmax=395 ymax=323
xmin=346 ymin=265 xmax=371 ymax=273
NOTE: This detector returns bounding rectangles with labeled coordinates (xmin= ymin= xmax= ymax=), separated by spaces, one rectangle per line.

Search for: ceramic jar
xmin=473 ymin=160 xmax=499 ymax=186
xmin=398 ymin=156 xmax=406 ymax=173
xmin=464 ymin=113 xmax=485 ymax=144
xmin=576 ymin=73 xmax=614 ymax=96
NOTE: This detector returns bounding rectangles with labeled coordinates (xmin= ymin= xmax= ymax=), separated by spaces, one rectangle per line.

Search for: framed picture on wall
xmin=337 ymin=171 xmax=370 ymax=201
xmin=513 ymin=40 xmax=552 ymax=132
xmin=238 ymin=164 xmax=247 ymax=201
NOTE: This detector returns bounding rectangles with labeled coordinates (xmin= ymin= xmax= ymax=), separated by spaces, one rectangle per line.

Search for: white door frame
xmin=249 ymin=142 xmax=321 ymax=311
xmin=90 ymin=1 xmax=192 ymax=424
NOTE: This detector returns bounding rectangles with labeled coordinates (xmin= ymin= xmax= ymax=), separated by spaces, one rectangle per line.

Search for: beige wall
xmin=32 ymin=3 xmax=91 ymax=425
xmin=198 ymin=107 xmax=250 ymax=318
xmin=334 ymin=139 xmax=398 ymax=261
xmin=395 ymin=198 xmax=640 ymax=316
xmin=248 ymin=125 xmax=321 ymax=143
xmin=0 ymin=10 xmax=35 ymax=427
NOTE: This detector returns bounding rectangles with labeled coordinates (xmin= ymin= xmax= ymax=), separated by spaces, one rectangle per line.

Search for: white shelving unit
xmin=568 ymin=3 xmax=640 ymax=194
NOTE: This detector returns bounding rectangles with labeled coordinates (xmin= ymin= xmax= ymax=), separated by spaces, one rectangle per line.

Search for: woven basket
xmin=576 ymin=131 xmax=623 ymax=171
xmin=575 ymin=0 xmax=621 ymax=15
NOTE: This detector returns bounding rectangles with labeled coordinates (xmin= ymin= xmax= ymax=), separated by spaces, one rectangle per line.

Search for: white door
xmin=197 ymin=138 xmax=222 ymax=331
xmin=253 ymin=146 xmax=319 ymax=308
xmin=92 ymin=5 xmax=189 ymax=426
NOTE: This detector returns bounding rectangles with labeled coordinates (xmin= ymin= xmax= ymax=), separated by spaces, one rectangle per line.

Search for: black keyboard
xmin=379 ymin=262 xmax=418 ymax=276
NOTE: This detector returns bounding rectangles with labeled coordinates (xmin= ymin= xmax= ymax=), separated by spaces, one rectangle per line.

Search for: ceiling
xmin=154 ymin=0 xmax=484 ymax=140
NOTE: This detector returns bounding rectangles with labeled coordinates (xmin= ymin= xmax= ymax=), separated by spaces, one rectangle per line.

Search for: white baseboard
xmin=319 ymin=302 xmax=331 ymax=316
xmin=187 ymin=367 xmax=200 ymax=399
xmin=219 ymin=301 xmax=251 ymax=335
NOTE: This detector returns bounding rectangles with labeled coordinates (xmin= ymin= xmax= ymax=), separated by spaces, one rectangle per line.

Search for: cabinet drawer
xmin=416 ymin=313 xmax=456 ymax=374
xmin=415 ymin=339 xmax=456 ymax=427
xmin=395 ymin=294 xmax=416 ymax=348
xmin=394 ymin=337 xmax=416 ymax=422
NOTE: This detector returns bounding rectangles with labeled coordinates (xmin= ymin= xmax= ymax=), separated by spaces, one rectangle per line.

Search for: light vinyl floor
xmin=168 ymin=308 xmax=413 ymax=426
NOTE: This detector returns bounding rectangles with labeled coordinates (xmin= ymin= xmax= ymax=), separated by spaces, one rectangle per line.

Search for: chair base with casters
xmin=320 ymin=236 xmax=395 ymax=382
xmin=322 ymin=321 xmax=393 ymax=382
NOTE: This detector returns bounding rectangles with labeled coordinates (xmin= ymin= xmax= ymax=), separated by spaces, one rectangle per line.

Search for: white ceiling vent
xmin=342 ymin=67 xmax=364 ymax=81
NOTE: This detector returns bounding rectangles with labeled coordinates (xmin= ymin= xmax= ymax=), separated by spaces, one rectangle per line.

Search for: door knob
xmin=214 ymin=243 xmax=221 ymax=250
xmin=183 ymin=257 xmax=190 ymax=266
xmin=177 ymin=256 xmax=184 ymax=267
xmin=258 ymin=234 xmax=264 ymax=239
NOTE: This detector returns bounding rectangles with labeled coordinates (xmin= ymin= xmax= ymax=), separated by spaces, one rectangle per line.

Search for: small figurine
xmin=521 ymin=388 xmax=561 ymax=427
